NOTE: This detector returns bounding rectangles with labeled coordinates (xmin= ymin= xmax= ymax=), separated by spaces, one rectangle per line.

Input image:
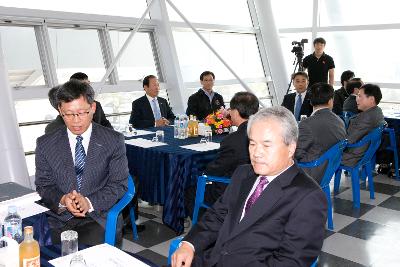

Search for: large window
xmin=167 ymin=0 xmax=252 ymax=26
xmin=48 ymin=28 xmax=106 ymax=83
xmin=0 ymin=26 xmax=44 ymax=87
xmin=173 ymin=31 xmax=265 ymax=82
xmin=109 ymin=31 xmax=158 ymax=81
xmin=270 ymin=0 xmax=313 ymax=29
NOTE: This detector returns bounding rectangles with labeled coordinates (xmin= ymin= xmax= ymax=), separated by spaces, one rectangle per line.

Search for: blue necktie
xmin=75 ymin=135 xmax=86 ymax=192
xmin=152 ymin=98 xmax=162 ymax=120
xmin=294 ymin=94 xmax=302 ymax=121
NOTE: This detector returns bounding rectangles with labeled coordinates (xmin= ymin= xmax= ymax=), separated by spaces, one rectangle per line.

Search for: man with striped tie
xmin=35 ymin=79 xmax=128 ymax=245
xmin=172 ymin=107 xmax=327 ymax=267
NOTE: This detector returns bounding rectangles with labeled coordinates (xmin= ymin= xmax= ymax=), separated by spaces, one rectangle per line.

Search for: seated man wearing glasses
xmin=35 ymin=80 xmax=128 ymax=245
xmin=45 ymin=72 xmax=112 ymax=134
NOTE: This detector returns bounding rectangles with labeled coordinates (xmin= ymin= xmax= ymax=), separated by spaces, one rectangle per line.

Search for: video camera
xmin=291 ymin=39 xmax=308 ymax=59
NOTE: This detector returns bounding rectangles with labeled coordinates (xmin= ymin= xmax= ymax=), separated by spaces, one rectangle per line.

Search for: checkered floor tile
xmin=119 ymin=173 xmax=400 ymax=267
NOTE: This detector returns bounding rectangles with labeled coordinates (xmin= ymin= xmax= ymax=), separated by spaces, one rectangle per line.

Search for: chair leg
xmin=334 ymin=168 xmax=342 ymax=194
xmin=129 ymin=206 xmax=139 ymax=240
xmin=351 ymin=169 xmax=360 ymax=209
xmin=192 ymin=177 xmax=206 ymax=225
xmin=324 ymin=186 xmax=333 ymax=230
xmin=365 ymin=165 xmax=375 ymax=200
xmin=393 ymin=148 xmax=400 ymax=180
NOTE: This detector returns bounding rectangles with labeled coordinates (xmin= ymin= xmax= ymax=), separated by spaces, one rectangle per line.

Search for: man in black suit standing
xmin=295 ymin=83 xmax=346 ymax=183
xmin=172 ymin=106 xmax=327 ymax=267
xmin=45 ymin=72 xmax=113 ymax=133
xmin=129 ymin=75 xmax=175 ymax=128
xmin=185 ymin=92 xmax=259 ymax=218
xmin=186 ymin=71 xmax=225 ymax=121
xmin=281 ymin=71 xmax=313 ymax=121
xmin=35 ymin=80 xmax=128 ymax=245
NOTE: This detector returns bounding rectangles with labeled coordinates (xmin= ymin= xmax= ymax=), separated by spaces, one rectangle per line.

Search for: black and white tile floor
xmin=120 ymin=173 xmax=400 ymax=267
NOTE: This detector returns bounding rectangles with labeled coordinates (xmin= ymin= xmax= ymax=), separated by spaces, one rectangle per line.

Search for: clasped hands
xmin=155 ymin=117 xmax=170 ymax=127
xmin=60 ymin=190 xmax=90 ymax=217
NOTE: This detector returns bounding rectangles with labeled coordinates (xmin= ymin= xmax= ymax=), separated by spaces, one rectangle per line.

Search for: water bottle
xmin=178 ymin=115 xmax=186 ymax=139
xmin=3 ymin=206 xmax=22 ymax=243
xmin=183 ymin=115 xmax=189 ymax=138
xmin=174 ymin=116 xmax=179 ymax=138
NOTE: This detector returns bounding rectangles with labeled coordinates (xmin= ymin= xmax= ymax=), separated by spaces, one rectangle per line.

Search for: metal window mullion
xmin=98 ymin=27 xmax=118 ymax=85
xmin=34 ymin=23 xmax=58 ymax=87
xmin=149 ymin=31 xmax=164 ymax=82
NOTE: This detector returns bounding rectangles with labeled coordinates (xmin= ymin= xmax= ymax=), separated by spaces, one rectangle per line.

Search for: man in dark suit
xmin=343 ymin=78 xmax=363 ymax=114
xmin=342 ymin=84 xmax=385 ymax=166
xmin=185 ymin=92 xmax=259 ymax=218
xmin=281 ymin=71 xmax=313 ymax=121
xmin=186 ymin=71 xmax=225 ymax=121
xmin=333 ymin=70 xmax=355 ymax=115
xmin=172 ymin=106 xmax=327 ymax=267
xmin=45 ymin=72 xmax=113 ymax=134
xmin=35 ymin=80 xmax=128 ymax=245
xmin=129 ymin=75 xmax=175 ymax=128
xmin=295 ymin=83 xmax=346 ymax=183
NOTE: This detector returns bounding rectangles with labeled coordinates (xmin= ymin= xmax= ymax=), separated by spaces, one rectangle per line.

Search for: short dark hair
xmin=143 ymin=75 xmax=157 ymax=88
xmin=345 ymin=79 xmax=363 ymax=94
xmin=360 ymin=84 xmax=382 ymax=105
xmin=313 ymin=37 xmax=326 ymax=45
xmin=230 ymin=92 xmax=259 ymax=119
xmin=70 ymin=72 xmax=89 ymax=81
xmin=291 ymin=71 xmax=309 ymax=81
xmin=57 ymin=79 xmax=95 ymax=107
xmin=310 ymin=82 xmax=334 ymax=106
xmin=200 ymin=71 xmax=215 ymax=81
xmin=48 ymin=85 xmax=61 ymax=110
xmin=340 ymin=70 xmax=355 ymax=86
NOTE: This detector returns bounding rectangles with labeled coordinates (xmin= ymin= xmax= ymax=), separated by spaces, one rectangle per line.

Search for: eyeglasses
xmin=61 ymin=110 xmax=91 ymax=120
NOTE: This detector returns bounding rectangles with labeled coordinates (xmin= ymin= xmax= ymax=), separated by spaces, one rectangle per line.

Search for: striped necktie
xmin=294 ymin=94 xmax=302 ymax=121
xmin=75 ymin=135 xmax=86 ymax=192
xmin=244 ymin=176 xmax=269 ymax=215
xmin=152 ymin=98 xmax=162 ymax=120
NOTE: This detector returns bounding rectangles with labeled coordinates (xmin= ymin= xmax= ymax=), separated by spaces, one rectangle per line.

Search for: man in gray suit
xmin=35 ymin=80 xmax=128 ymax=245
xmin=342 ymin=84 xmax=385 ymax=166
xmin=295 ymin=83 xmax=346 ymax=183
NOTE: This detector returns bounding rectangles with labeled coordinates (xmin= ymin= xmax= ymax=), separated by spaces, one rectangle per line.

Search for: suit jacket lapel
xmin=56 ymin=129 xmax=76 ymax=193
xmin=225 ymin=165 xmax=299 ymax=243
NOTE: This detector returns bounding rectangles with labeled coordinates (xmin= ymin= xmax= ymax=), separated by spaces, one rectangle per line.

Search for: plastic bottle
xmin=178 ymin=115 xmax=186 ymax=139
xmin=4 ymin=205 xmax=22 ymax=243
xmin=174 ymin=116 xmax=179 ymax=138
xmin=19 ymin=226 xmax=40 ymax=267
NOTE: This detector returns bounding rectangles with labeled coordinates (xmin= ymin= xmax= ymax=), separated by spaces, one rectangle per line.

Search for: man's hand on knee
xmin=171 ymin=243 xmax=194 ymax=267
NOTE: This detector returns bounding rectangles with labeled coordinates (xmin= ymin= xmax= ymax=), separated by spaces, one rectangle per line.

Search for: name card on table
xmin=180 ymin=142 xmax=220 ymax=152
xmin=49 ymin=243 xmax=150 ymax=267
xmin=125 ymin=138 xmax=167 ymax=148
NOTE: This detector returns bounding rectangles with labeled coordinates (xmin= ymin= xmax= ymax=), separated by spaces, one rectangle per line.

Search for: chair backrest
xmin=298 ymin=140 xmax=347 ymax=187
xmin=348 ymin=125 xmax=385 ymax=167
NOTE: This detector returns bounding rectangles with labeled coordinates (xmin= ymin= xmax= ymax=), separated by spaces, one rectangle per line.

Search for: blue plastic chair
xmin=298 ymin=140 xmax=347 ymax=230
xmin=192 ymin=175 xmax=230 ymax=225
xmin=334 ymin=125 xmax=385 ymax=209
xmin=104 ymin=174 xmax=138 ymax=245
xmin=383 ymin=128 xmax=399 ymax=180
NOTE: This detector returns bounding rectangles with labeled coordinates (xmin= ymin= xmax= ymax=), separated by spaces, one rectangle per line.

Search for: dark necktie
xmin=244 ymin=176 xmax=269 ymax=215
xmin=75 ymin=135 xmax=86 ymax=192
xmin=152 ymin=98 xmax=162 ymax=120
xmin=294 ymin=94 xmax=302 ymax=121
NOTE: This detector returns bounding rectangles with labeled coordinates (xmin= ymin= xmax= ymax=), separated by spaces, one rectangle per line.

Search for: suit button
xmin=220 ymin=250 xmax=229 ymax=256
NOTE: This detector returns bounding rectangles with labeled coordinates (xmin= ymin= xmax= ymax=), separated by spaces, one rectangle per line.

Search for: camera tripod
xmin=285 ymin=54 xmax=304 ymax=95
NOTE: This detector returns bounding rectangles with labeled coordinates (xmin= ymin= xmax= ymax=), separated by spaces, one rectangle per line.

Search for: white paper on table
xmin=180 ymin=142 xmax=220 ymax=151
xmin=123 ymin=129 xmax=154 ymax=137
xmin=0 ymin=192 xmax=49 ymax=221
xmin=125 ymin=138 xmax=167 ymax=148
xmin=49 ymin=243 xmax=150 ymax=267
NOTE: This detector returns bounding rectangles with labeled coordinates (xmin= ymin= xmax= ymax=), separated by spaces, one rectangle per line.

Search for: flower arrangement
xmin=205 ymin=111 xmax=231 ymax=134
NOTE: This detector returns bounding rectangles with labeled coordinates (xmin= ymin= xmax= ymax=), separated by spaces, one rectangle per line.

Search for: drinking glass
xmin=205 ymin=129 xmax=213 ymax=142
xmin=156 ymin=130 xmax=164 ymax=143
xmin=151 ymin=137 xmax=158 ymax=142
xmin=70 ymin=253 xmax=87 ymax=267
xmin=61 ymin=230 xmax=78 ymax=256
xmin=199 ymin=138 xmax=208 ymax=144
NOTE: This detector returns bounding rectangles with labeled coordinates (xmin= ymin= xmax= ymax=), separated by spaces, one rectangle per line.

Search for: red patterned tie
xmin=244 ymin=176 xmax=269 ymax=214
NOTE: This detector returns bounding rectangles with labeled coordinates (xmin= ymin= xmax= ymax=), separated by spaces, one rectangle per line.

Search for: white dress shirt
xmin=145 ymin=94 xmax=162 ymax=126
xmin=294 ymin=91 xmax=307 ymax=112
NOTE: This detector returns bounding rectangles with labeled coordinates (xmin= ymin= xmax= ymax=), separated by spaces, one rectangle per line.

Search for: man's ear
xmin=91 ymin=101 xmax=97 ymax=114
xmin=288 ymin=142 xmax=297 ymax=158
